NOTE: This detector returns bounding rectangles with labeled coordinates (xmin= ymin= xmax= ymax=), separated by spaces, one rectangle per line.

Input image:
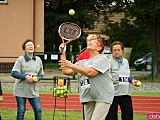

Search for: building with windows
xmin=0 ymin=0 xmax=44 ymax=72
xmin=0 ymin=0 xmax=128 ymax=72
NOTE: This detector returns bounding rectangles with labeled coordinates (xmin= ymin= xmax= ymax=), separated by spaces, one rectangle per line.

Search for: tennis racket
xmin=58 ymin=22 xmax=81 ymax=55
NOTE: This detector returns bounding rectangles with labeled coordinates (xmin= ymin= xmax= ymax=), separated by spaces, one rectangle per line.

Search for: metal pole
xmin=65 ymin=98 xmax=66 ymax=120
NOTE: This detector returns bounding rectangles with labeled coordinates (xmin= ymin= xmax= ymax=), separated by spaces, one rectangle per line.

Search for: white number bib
xmin=80 ymin=79 xmax=91 ymax=89
xmin=119 ymin=77 xmax=129 ymax=85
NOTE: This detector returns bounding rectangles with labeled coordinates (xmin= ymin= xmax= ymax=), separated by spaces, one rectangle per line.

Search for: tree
xmin=102 ymin=0 xmax=160 ymax=76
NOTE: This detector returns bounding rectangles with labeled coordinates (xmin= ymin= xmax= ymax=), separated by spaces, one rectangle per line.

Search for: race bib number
xmin=80 ymin=79 xmax=91 ymax=89
xmin=119 ymin=77 xmax=129 ymax=82
xmin=119 ymin=77 xmax=129 ymax=85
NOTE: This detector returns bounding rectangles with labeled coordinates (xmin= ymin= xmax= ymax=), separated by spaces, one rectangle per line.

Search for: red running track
xmin=1 ymin=94 xmax=160 ymax=114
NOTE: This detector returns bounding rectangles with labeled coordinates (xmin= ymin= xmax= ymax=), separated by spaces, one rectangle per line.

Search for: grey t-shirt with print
xmin=12 ymin=55 xmax=44 ymax=98
xmin=76 ymin=54 xmax=114 ymax=104
xmin=109 ymin=57 xmax=131 ymax=96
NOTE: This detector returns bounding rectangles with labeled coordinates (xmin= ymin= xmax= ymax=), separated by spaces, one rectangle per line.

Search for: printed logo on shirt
xmin=88 ymin=60 xmax=93 ymax=66
xmin=111 ymin=68 xmax=118 ymax=72
xmin=36 ymin=66 xmax=40 ymax=72
xmin=126 ymin=67 xmax=129 ymax=71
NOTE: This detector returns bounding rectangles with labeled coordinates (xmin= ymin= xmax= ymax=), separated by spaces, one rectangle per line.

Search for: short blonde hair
xmin=86 ymin=34 xmax=97 ymax=41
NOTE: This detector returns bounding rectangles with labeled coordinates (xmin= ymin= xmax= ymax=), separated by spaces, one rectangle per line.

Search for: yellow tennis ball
xmin=0 ymin=96 xmax=3 ymax=102
xmin=136 ymin=81 xmax=142 ymax=87
xmin=69 ymin=9 xmax=75 ymax=15
xmin=63 ymin=86 xmax=67 ymax=90
xmin=56 ymin=90 xmax=60 ymax=95
xmin=33 ymin=76 xmax=38 ymax=81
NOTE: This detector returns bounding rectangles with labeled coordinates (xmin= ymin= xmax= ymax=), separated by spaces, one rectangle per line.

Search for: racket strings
xmin=60 ymin=23 xmax=81 ymax=40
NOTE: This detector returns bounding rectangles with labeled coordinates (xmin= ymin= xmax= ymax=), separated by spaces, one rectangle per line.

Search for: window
xmin=0 ymin=0 xmax=7 ymax=3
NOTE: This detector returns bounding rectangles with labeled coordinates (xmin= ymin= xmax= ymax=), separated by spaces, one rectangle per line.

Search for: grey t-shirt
xmin=12 ymin=55 xmax=44 ymax=98
xmin=76 ymin=54 xmax=114 ymax=104
xmin=109 ymin=57 xmax=119 ymax=87
xmin=109 ymin=57 xmax=131 ymax=96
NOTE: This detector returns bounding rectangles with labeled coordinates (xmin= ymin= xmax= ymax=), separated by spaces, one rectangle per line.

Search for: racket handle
xmin=58 ymin=47 xmax=64 ymax=55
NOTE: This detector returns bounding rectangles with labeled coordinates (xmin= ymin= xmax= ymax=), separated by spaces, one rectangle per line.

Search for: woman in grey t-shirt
xmin=105 ymin=41 xmax=139 ymax=120
xmin=11 ymin=39 xmax=44 ymax=120
xmin=59 ymin=38 xmax=114 ymax=120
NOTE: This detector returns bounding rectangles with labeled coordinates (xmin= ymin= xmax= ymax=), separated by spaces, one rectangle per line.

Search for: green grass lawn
xmin=0 ymin=109 xmax=147 ymax=120
xmin=44 ymin=62 xmax=60 ymax=69
xmin=3 ymin=89 xmax=160 ymax=96
xmin=2 ymin=90 xmax=158 ymax=120
xmin=0 ymin=109 xmax=83 ymax=120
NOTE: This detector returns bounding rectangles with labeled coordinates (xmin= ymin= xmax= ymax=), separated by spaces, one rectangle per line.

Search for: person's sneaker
xmin=0 ymin=96 xmax=3 ymax=102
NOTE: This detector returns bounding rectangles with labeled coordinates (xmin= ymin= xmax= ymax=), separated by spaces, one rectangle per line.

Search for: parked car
xmin=103 ymin=46 xmax=112 ymax=59
xmin=134 ymin=53 xmax=152 ymax=71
